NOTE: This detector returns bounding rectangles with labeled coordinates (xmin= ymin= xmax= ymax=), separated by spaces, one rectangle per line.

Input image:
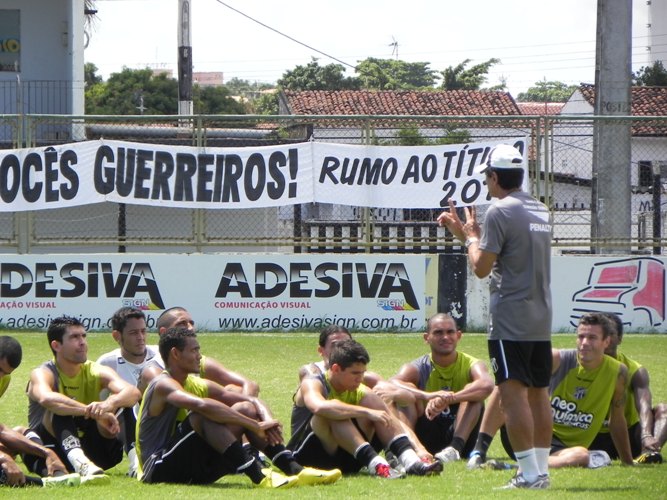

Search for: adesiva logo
xmin=215 ymin=261 xmax=419 ymax=310
xmin=0 ymin=262 xmax=165 ymax=309
xmin=570 ymin=257 xmax=665 ymax=327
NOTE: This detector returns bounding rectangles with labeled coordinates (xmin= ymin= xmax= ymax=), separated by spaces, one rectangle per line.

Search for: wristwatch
xmin=464 ymin=237 xmax=479 ymax=248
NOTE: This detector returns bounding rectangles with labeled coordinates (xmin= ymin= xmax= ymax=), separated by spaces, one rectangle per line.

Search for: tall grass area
xmin=2 ymin=330 xmax=666 ymax=499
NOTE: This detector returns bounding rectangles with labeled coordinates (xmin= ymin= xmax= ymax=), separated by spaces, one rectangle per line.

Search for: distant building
xmin=548 ymin=84 xmax=667 ymax=246
xmin=517 ymin=102 xmax=564 ymax=115
xmin=194 ymin=71 xmax=224 ymax=87
xmin=151 ymin=68 xmax=174 ymax=79
xmin=0 ymin=0 xmax=85 ymax=144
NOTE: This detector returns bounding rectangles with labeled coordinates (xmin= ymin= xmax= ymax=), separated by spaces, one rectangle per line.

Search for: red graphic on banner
xmin=570 ymin=257 xmax=665 ymax=328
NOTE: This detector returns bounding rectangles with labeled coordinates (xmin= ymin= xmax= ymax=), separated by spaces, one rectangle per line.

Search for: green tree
xmin=223 ymin=77 xmax=273 ymax=96
xmin=440 ymin=58 xmax=500 ymax=90
xmin=633 ymin=61 xmax=667 ymax=86
xmin=395 ymin=126 xmax=430 ymax=145
xmin=278 ymin=58 xmax=360 ymax=91
xmin=355 ymin=58 xmax=437 ymax=90
xmin=85 ymin=66 xmax=249 ymax=115
xmin=193 ymin=85 xmax=246 ymax=114
xmin=85 ymin=67 xmax=178 ymax=114
xmin=386 ymin=125 xmax=471 ymax=146
xmin=251 ymin=92 xmax=279 ymax=115
xmin=84 ymin=62 xmax=102 ymax=87
xmin=517 ymin=80 xmax=578 ymax=102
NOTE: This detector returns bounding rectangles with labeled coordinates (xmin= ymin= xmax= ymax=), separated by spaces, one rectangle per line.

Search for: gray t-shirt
xmin=480 ymin=190 xmax=552 ymax=341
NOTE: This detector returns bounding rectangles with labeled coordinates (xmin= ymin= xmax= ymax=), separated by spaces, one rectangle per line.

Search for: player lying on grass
xmin=289 ymin=338 xmax=442 ymax=478
xmin=0 ymin=336 xmax=80 ymax=488
xmin=136 ymin=327 xmax=341 ymax=487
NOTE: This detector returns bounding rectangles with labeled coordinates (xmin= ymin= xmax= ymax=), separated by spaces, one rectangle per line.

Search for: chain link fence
xmin=0 ymin=114 xmax=665 ymax=254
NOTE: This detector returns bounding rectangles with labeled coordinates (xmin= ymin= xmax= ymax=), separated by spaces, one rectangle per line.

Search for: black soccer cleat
xmin=406 ymin=459 xmax=443 ymax=476
xmin=635 ymin=451 xmax=663 ymax=464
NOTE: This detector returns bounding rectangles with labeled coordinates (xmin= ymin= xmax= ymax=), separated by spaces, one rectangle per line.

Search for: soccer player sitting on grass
xmin=136 ymin=327 xmax=340 ymax=487
xmin=145 ymin=306 xmax=259 ymax=395
xmin=292 ymin=324 xmax=384 ymax=437
xmin=467 ymin=312 xmax=634 ymax=470
xmin=25 ymin=316 xmax=141 ymax=484
xmin=141 ymin=306 xmax=270 ymax=462
xmin=0 ymin=336 xmax=80 ymax=488
xmin=289 ymin=338 xmax=442 ymax=478
xmin=97 ymin=306 xmax=162 ymax=477
xmin=293 ymin=324 xmax=435 ymax=464
xmin=588 ymin=312 xmax=666 ymax=464
xmin=376 ymin=313 xmax=494 ymax=466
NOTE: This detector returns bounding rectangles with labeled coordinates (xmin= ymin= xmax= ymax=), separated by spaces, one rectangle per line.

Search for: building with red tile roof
xmin=280 ymin=89 xmax=521 ymax=116
xmin=517 ymin=102 xmax=564 ymax=116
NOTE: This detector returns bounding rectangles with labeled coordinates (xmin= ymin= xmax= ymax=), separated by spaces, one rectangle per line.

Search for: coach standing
xmin=437 ymin=144 xmax=553 ymax=490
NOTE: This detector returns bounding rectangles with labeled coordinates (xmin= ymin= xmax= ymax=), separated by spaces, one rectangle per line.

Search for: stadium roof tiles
xmin=517 ymin=102 xmax=565 ymax=115
xmin=578 ymin=83 xmax=667 ymax=116
xmin=281 ymin=90 xmax=522 ymax=116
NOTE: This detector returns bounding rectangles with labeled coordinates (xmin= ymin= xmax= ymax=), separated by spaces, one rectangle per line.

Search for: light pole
xmin=178 ymin=0 xmax=193 ymax=117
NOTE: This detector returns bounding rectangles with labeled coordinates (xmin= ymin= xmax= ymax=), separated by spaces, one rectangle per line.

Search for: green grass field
xmin=1 ymin=330 xmax=666 ymax=499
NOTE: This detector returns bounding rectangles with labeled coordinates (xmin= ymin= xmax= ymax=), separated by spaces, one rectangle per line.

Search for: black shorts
xmin=588 ymin=422 xmax=642 ymax=459
xmin=142 ymin=417 xmax=234 ymax=484
xmin=414 ymin=405 xmax=483 ymax=456
xmin=289 ymin=420 xmax=382 ymax=474
xmin=488 ymin=339 xmax=552 ymax=387
xmin=24 ymin=419 xmax=123 ymax=474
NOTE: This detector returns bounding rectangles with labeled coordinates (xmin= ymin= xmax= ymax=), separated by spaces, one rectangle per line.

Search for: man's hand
xmin=642 ymin=434 xmax=660 ymax=453
xmin=437 ymin=200 xmax=480 ymax=243
xmin=84 ymin=401 xmax=114 ymax=419
xmin=425 ymin=391 xmax=455 ymax=420
xmin=365 ymin=408 xmax=393 ymax=427
xmin=45 ymin=450 xmax=69 ymax=477
xmin=96 ymin=411 xmax=120 ymax=436
xmin=0 ymin=457 xmax=25 ymax=486
xmin=256 ymin=419 xmax=283 ymax=447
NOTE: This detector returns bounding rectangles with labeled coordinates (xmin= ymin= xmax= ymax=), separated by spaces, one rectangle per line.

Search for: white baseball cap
xmin=474 ymin=144 xmax=524 ymax=174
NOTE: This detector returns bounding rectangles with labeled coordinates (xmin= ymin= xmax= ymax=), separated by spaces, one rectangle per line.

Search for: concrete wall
xmin=0 ymin=0 xmax=84 ymax=114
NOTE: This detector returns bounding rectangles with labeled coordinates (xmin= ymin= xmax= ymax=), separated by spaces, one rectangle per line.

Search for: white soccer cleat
xmin=500 ymin=473 xmax=550 ymax=489
xmin=435 ymin=446 xmax=460 ymax=465
xmin=41 ymin=473 xmax=81 ymax=487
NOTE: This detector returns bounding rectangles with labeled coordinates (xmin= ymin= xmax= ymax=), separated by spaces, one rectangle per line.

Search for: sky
xmin=84 ymin=0 xmax=657 ymax=97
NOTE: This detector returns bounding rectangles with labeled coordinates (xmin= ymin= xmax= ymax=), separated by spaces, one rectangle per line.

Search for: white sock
xmin=398 ymin=449 xmax=420 ymax=470
xmin=535 ymin=447 xmax=550 ymax=476
xmin=128 ymin=447 xmax=138 ymax=469
xmin=368 ymin=455 xmax=388 ymax=473
xmin=514 ymin=448 xmax=539 ymax=482
xmin=66 ymin=448 xmax=89 ymax=473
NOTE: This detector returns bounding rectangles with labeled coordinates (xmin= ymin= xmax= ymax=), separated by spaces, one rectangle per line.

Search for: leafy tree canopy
xmin=223 ymin=77 xmax=274 ymax=96
xmin=84 ymin=62 xmax=102 ymax=87
xmin=633 ymin=61 xmax=667 ymax=87
xmin=517 ymin=80 xmax=578 ymax=102
xmin=193 ymin=85 xmax=246 ymax=114
xmin=278 ymin=58 xmax=360 ymax=91
xmin=85 ymin=67 xmax=246 ymax=115
xmin=355 ymin=58 xmax=438 ymax=90
xmin=440 ymin=58 xmax=500 ymax=90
